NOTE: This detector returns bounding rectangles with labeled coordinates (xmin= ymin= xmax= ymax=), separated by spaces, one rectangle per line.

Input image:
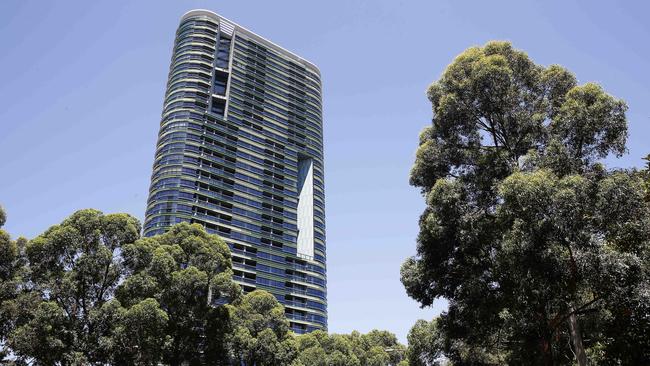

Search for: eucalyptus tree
xmin=4 ymin=210 xmax=241 ymax=365
xmin=402 ymin=41 xmax=649 ymax=365
xmin=116 ymin=222 xmax=241 ymax=365
xmin=8 ymin=209 xmax=141 ymax=364
xmin=228 ymin=290 xmax=297 ymax=366
xmin=294 ymin=329 xmax=407 ymax=366
xmin=0 ymin=205 xmax=28 ymax=362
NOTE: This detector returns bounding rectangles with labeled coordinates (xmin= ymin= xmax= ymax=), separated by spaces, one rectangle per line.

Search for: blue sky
xmin=1 ymin=0 xmax=649 ymax=342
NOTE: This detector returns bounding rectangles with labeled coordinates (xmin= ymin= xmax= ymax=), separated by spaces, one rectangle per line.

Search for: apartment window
xmin=214 ymin=71 xmax=228 ymax=95
xmin=211 ymin=98 xmax=226 ymax=117
xmin=216 ymin=37 xmax=231 ymax=69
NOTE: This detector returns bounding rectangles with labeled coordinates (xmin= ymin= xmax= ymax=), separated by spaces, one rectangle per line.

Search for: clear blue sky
xmin=1 ymin=0 xmax=649 ymax=342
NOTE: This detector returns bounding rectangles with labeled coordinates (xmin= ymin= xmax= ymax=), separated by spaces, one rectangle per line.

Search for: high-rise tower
xmin=144 ymin=10 xmax=326 ymax=333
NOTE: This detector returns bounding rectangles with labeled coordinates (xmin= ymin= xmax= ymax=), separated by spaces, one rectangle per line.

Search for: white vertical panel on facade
xmin=297 ymin=158 xmax=314 ymax=259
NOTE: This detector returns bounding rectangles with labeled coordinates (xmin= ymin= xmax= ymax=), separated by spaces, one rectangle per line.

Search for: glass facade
xmin=143 ymin=10 xmax=326 ymax=333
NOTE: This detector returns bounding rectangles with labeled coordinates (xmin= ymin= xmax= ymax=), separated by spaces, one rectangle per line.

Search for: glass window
xmin=216 ymin=37 xmax=231 ymax=68
xmin=213 ymin=71 xmax=228 ymax=95
xmin=211 ymin=98 xmax=226 ymax=117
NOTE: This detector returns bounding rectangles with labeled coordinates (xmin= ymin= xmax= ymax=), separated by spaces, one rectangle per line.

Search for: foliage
xmin=3 ymin=208 xmax=409 ymax=366
xmin=96 ymin=297 xmax=169 ymax=365
xmin=294 ymin=329 xmax=407 ymax=366
xmin=0 ymin=206 xmax=28 ymax=361
xmin=402 ymin=41 xmax=650 ymax=365
xmin=228 ymin=290 xmax=297 ymax=366
xmin=0 ymin=209 xmax=241 ymax=365
xmin=7 ymin=209 xmax=140 ymax=364
xmin=406 ymin=317 xmax=502 ymax=366
xmin=116 ymin=222 xmax=241 ymax=365
xmin=0 ymin=205 xmax=5 ymax=228
xmin=641 ymin=154 xmax=650 ymax=202
xmin=406 ymin=319 xmax=442 ymax=366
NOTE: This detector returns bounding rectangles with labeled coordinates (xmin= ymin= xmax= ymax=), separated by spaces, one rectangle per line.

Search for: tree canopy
xmin=0 ymin=210 xmax=243 ymax=365
xmin=294 ymin=329 xmax=407 ymax=366
xmin=402 ymin=41 xmax=650 ymax=365
xmin=116 ymin=222 xmax=241 ymax=365
xmin=0 ymin=207 xmax=410 ymax=366
xmin=9 ymin=209 xmax=141 ymax=364
xmin=0 ymin=206 xmax=28 ymax=361
xmin=228 ymin=290 xmax=297 ymax=366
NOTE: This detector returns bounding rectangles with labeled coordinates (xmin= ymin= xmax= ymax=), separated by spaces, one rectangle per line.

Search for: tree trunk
xmin=568 ymin=303 xmax=588 ymax=366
